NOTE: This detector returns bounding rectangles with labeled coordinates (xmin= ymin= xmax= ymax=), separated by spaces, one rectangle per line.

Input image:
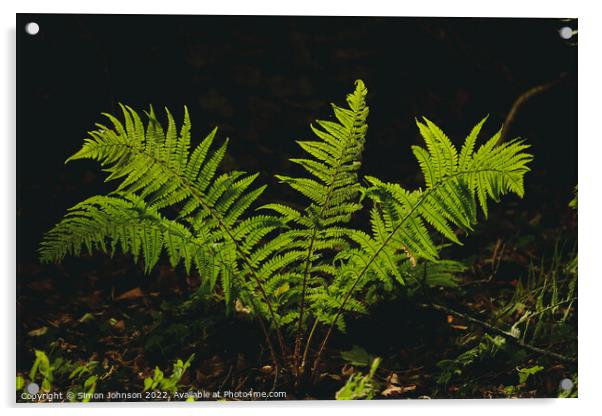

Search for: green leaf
xmin=518 ymin=365 xmax=544 ymax=384
xmin=340 ymin=345 xmax=373 ymax=367
xmin=16 ymin=376 xmax=25 ymax=391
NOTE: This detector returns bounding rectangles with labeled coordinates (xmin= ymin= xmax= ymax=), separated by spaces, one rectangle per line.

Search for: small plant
xmin=335 ymin=357 xmax=382 ymax=400
xmin=500 ymin=241 xmax=577 ymax=346
xmin=17 ymin=351 xmax=101 ymax=402
xmin=40 ymin=80 xmax=532 ymax=384
xmin=63 ymin=360 xmax=100 ymax=402
xmin=436 ymin=334 xmax=506 ymax=386
xmin=28 ymin=350 xmax=55 ymax=392
xmin=340 ymin=345 xmax=373 ymax=367
xmin=144 ymin=354 xmax=195 ymax=395
xmin=517 ymin=364 xmax=544 ymax=384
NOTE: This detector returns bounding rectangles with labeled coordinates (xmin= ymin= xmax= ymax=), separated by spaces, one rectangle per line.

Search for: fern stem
xmin=300 ymin=318 xmax=319 ymax=371
xmin=256 ymin=313 xmax=281 ymax=388
xmin=293 ymin=93 xmax=367 ymax=375
xmin=293 ymin=228 xmax=318 ymax=373
xmin=310 ymin=167 xmax=525 ymax=378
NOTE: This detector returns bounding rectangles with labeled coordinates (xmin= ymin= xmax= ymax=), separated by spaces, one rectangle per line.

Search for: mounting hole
xmin=559 ymin=378 xmax=574 ymax=391
xmin=25 ymin=22 xmax=40 ymax=36
xmin=559 ymin=26 xmax=573 ymax=40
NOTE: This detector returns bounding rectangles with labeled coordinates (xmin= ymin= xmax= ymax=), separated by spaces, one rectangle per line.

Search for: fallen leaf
xmin=27 ymin=326 xmax=48 ymax=337
xmin=259 ymin=365 xmax=273 ymax=374
xmin=53 ymin=338 xmax=77 ymax=352
xmin=389 ymin=373 xmax=401 ymax=386
xmin=112 ymin=320 xmax=126 ymax=331
xmin=49 ymin=313 xmax=73 ymax=327
xmin=116 ymin=287 xmax=144 ymax=301
xmin=382 ymin=385 xmax=402 ymax=397
xmin=78 ymin=312 xmax=95 ymax=323
xmin=382 ymin=384 xmax=416 ymax=397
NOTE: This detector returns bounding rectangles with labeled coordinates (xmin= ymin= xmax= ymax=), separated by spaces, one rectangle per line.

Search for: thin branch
xmin=419 ymin=302 xmax=577 ymax=364
xmin=501 ymin=75 xmax=565 ymax=141
xmin=256 ymin=315 xmax=280 ymax=391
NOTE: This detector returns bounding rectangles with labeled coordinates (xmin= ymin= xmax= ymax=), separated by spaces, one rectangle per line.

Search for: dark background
xmin=16 ymin=15 xmax=577 ymax=392
xmin=17 ymin=14 xmax=577 ymax=263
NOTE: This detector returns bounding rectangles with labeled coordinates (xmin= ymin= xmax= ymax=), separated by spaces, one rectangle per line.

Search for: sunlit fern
xmin=40 ymin=80 xmax=533 ymax=373
xmin=308 ymin=114 xmax=532 ymax=334
xmin=39 ymin=105 xmax=282 ymax=317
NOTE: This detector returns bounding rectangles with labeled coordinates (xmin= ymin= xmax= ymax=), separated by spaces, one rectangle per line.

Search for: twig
xmin=500 ymin=75 xmax=566 ymax=141
xmin=419 ymin=302 xmax=577 ymax=364
xmin=219 ymin=365 xmax=232 ymax=391
xmin=256 ymin=315 xmax=281 ymax=390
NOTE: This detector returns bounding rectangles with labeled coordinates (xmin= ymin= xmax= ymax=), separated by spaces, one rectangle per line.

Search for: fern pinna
xmin=40 ymin=80 xmax=533 ymax=381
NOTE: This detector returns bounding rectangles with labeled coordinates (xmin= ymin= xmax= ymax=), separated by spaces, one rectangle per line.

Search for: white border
xmin=2 ymin=1 xmax=599 ymax=415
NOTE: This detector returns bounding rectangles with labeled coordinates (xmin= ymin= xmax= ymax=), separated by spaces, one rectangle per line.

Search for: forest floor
xmin=16 ymin=190 xmax=577 ymax=402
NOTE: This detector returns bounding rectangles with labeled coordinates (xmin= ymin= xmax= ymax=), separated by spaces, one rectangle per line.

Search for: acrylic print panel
xmin=16 ymin=13 xmax=577 ymax=402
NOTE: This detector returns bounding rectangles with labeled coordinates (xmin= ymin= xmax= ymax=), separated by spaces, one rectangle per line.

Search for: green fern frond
xmin=267 ymin=79 xmax=368 ymax=220
xmin=261 ymin=80 xmax=369 ymax=338
xmin=39 ymin=194 xmax=216 ymax=275
xmin=41 ymin=105 xmax=284 ymax=319
xmin=326 ymin=117 xmax=532 ymax=329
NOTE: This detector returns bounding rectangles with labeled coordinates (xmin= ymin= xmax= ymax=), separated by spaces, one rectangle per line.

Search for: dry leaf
xmin=382 ymin=384 xmax=416 ymax=397
xmin=27 ymin=326 xmax=48 ymax=337
xmin=49 ymin=313 xmax=73 ymax=327
xmin=112 ymin=320 xmax=126 ymax=331
xmin=260 ymin=365 xmax=273 ymax=374
xmin=115 ymin=287 xmax=144 ymax=301
xmin=235 ymin=299 xmax=252 ymax=314
xmin=389 ymin=372 xmax=401 ymax=386
xmin=341 ymin=364 xmax=355 ymax=377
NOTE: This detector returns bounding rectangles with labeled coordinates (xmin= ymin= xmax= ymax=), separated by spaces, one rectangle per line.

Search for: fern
xmin=39 ymin=105 xmax=287 ymax=349
xmin=40 ymin=81 xmax=533 ymax=380
xmin=261 ymin=80 xmax=369 ymax=366
xmin=309 ymin=113 xmax=532 ymax=374
xmin=320 ymin=118 xmax=531 ymax=322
